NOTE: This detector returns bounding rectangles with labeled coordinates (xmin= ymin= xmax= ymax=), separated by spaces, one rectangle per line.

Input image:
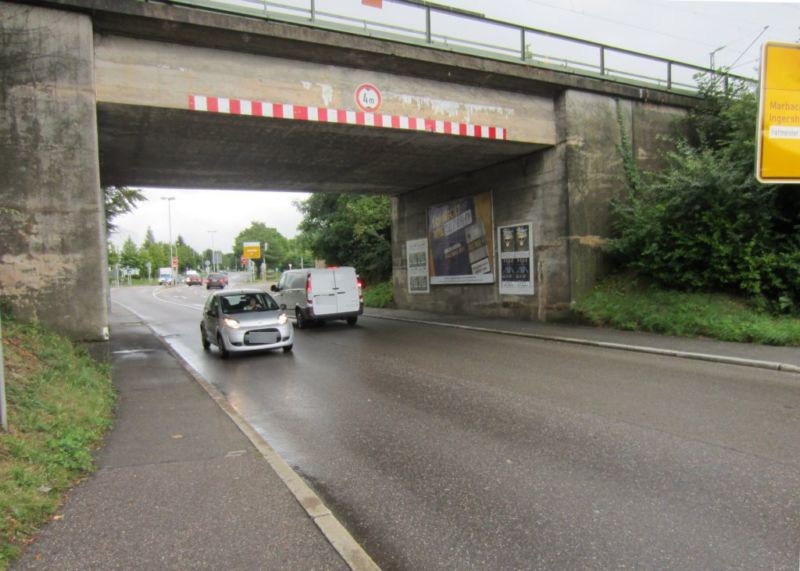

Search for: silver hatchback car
xmin=201 ymin=289 xmax=293 ymax=359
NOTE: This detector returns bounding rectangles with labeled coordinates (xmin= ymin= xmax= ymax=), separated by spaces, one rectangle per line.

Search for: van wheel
xmin=217 ymin=334 xmax=230 ymax=359
xmin=295 ymin=308 xmax=307 ymax=330
xmin=283 ymin=344 xmax=293 ymax=353
xmin=201 ymin=325 xmax=210 ymax=350
xmin=346 ymin=316 xmax=358 ymax=326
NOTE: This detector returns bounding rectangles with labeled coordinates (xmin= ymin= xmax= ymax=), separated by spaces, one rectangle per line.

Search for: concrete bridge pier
xmin=0 ymin=2 xmax=109 ymax=340
xmin=392 ymin=90 xmax=684 ymax=320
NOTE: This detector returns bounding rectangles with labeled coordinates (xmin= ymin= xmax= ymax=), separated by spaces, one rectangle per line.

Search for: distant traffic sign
xmin=171 ymin=256 xmax=178 ymax=269
xmin=242 ymin=242 xmax=261 ymax=259
xmin=757 ymin=42 xmax=800 ymax=183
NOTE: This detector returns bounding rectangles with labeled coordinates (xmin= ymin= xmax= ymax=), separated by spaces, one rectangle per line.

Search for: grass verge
xmin=363 ymin=281 xmax=394 ymax=308
xmin=573 ymin=276 xmax=800 ymax=346
xmin=0 ymin=317 xmax=115 ymax=568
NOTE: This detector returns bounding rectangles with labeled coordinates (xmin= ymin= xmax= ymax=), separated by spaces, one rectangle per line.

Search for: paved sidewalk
xmin=15 ymin=305 xmax=347 ymax=570
xmin=366 ymin=307 xmax=800 ymax=373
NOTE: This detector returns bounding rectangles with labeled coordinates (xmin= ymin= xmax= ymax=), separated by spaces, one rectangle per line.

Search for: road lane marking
xmin=151 ymin=287 xmax=204 ymax=310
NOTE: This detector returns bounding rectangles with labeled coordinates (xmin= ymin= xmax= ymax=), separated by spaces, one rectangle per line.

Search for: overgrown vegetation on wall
xmin=610 ymin=76 xmax=800 ymax=314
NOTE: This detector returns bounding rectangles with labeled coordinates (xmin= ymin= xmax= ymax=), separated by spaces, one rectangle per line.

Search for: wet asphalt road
xmin=113 ymin=281 xmax=800 ymax=570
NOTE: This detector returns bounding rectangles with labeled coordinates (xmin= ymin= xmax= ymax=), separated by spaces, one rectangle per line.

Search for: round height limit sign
xmin=355 ymin=83 xmax=382 ymax=112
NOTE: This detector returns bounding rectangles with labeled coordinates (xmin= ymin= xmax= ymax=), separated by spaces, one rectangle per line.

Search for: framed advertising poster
xmin=406 ymin=238 xmax=430 ymax=294
xmin=427 ymin=191 xmax=494 ymax=285
xmin=498 ymin=223 xmax=534 ymax=295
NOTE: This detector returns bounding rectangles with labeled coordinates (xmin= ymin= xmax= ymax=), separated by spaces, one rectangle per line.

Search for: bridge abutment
xmin=0 ymin=2 xmax=109 ymax=340
xmin=392 ymin=89 xmax=685 ymax=320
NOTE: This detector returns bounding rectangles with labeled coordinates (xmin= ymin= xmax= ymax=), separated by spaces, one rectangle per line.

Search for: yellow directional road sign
xmin=242 ymin=242 xmax=261 ymax=259
xmin=757 ymin=42 xmax=800 ymax=183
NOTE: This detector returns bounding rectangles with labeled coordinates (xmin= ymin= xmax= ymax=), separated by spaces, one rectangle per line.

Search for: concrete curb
xmin=114 ymin=302 xmax=380 ymax=571
xmin=369 ymin=315 xmax=800 ymax=376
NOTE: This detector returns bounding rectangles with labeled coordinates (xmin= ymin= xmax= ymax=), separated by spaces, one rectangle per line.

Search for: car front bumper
xmin=220 ymin=324 xmax=294 ymax=353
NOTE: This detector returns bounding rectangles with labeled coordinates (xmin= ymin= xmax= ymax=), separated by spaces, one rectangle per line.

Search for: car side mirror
xmin=279 ymin=304 xmax=287 ymax=310
xmin=270 ymin=284 xmax=279 ymax=292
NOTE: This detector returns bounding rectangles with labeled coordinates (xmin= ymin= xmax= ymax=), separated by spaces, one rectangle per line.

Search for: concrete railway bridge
xmin=1 ymin=0 xmax=724 ymax=340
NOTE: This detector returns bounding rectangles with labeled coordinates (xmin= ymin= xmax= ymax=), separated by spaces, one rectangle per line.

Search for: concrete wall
xmin=563 ymin=91 xmax=686 ymax=302
xmin=392 ymin=89 xmax=686 ymax=320
xmin=392 ymin=147 xmax=570 ymax=320
xmin=0 ymin=2 xmax=109 ymax=340
xmin=94 ymin=35 xmax=556 ymax=147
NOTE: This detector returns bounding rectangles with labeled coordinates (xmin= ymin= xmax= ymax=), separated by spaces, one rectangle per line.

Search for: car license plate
xmin=248 ymin=332 xmax=278 ymax=344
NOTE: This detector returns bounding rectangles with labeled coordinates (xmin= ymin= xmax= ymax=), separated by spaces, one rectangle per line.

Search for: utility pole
xmin=208 ymin=230 xmax=217 ymax=272
xmin=161 ymin=196 xmax=176 ymax=286
xmin=709 ymin=46 xmax=724 ymax=69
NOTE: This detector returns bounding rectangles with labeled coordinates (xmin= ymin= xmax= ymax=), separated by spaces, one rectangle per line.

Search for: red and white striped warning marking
xmin=189 ymin=95 xmax=507 ymax=141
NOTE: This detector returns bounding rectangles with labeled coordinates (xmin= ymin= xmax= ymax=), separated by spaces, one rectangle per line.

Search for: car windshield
xmin=219 ymin=293 xmax=279 ymax=314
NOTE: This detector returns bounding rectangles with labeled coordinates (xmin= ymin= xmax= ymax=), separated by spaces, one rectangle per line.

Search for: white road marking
xmin=151 ymin=287 xmax=204 ymax=310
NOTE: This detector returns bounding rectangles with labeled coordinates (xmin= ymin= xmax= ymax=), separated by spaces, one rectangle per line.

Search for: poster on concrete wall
xmin=427 ymin=191 xmax=494 ymax=285
xmin=498 ymin=223 xmax=534 ymax=295
xmin=406 ymin=238 xmax=430 ymax=294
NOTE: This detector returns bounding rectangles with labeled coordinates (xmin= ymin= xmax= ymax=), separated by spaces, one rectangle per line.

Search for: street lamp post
xmin=709 ymin=46 xmax=725 ymax=69
xmin=161 ymin=197 xmax=175 ymax=286
xmin=208 ymin=230 xmax=217 ymax=272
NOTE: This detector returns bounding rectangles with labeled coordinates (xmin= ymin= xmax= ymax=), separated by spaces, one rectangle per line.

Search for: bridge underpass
xmin=1 ymin=0 xmax=693 ymax=340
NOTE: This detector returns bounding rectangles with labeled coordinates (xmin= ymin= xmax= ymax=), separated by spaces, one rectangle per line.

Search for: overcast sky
xmin=109 ymin=0 xmax=799 ymax=254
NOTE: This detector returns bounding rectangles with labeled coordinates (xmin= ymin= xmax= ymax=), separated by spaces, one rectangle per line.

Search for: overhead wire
xmin=514 ymin=0 xmax=722 ymax=49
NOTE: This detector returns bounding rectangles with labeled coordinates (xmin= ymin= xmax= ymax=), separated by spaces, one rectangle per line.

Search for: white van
xmin=271 ymin=267 xmax=363 ymax=328
xmin=158 ymin=267 xmax=173 ymax=285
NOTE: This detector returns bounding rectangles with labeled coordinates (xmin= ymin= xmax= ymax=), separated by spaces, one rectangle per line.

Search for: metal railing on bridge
xmin=149 ymin=0 xmax=753 ymax=95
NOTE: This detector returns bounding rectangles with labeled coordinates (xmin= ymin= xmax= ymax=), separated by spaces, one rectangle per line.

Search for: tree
xmin=138 ymin=229 xmax=166 ymax=276
xmin=610 ymin=74 xmax=800 ymax=313
xmin=119 ymin=237 xmax=141 ymax=270
xmin=296 ymin=193 xmax=391 ymax=283
xmin=107 ymin=242 xmax=119 ymax=267
xmin=283 ymin=235 xmax=314 ymax=269
xmin=143 ymin=226 xmax=156 ymax=246
xmin=104 ymin=186 xmax=145 ymax=233
xmin=233 ymin=222 xmax=289 ymax=272
xmin=175 ymin=235 xmax=202 ymax=272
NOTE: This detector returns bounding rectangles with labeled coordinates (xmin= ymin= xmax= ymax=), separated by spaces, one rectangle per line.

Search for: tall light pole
xmin=709 ymin=46 xmax=725 ymax=69
xmin=208 ymin=230 xmax=217 ymax=272
xmin=161 ymin=197 xmax=175 ymax=286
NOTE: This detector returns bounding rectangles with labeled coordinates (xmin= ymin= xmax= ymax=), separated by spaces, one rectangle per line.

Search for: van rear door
xmin=309 ymin=270 xmax=338 ymax=316
xmin=333 ymin=267 xmax=361 ymax=313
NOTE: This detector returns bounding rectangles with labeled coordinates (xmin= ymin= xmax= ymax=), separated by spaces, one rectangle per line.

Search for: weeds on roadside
xmin=574 ymin=275 xmax=800 ymax=346
xmin=0 ymin=318 xmax=114 ymax=567
xmin=362 ymin=281 xmax=394 ymax=308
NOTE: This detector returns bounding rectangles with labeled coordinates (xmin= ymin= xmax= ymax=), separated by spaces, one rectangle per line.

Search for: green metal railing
xmin=150 ymin=0 xmax=753 ymax=94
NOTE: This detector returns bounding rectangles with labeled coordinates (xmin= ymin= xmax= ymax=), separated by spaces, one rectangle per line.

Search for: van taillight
xmin=306 ymin=274 xmax=313 ymax=304
xmin=357 ymin=278 xmax=364 ymax=302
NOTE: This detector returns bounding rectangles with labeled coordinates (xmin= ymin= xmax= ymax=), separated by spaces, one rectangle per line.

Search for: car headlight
xmin=223 ymin=317 xmax=240 ymax=329
xmin=278 ymin=313 xmax=288 ymax=325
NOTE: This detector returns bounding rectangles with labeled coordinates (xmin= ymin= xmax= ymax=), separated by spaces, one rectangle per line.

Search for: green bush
xmin=610 ymin=75 xmax=800 ymax=314
xmin=362 ymin=281 xmax=394 ymax=308
xmin=574 ymin=276 xmax=800 ymax=346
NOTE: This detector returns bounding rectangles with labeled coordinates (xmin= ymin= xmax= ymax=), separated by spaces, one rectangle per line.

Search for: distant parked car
xmin=206 ymin=272 xmax=227 ymax=289
xmin=200 ymin=289 xmax=293 ymax=359
xmin=185 ymin=271 xmax=203 ymax=286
